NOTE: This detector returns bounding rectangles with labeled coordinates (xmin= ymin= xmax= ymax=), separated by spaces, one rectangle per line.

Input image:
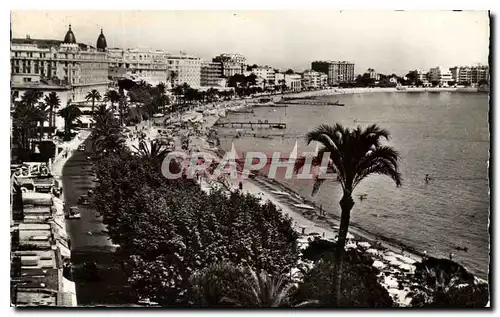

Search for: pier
xmin=276 ymin=99 xmax=344 ymax=106
xmin=215 ymin=121 xmax=287 ymax=129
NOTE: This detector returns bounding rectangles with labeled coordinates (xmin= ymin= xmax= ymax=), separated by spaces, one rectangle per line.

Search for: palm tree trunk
xmin=92 ymin=99 xmax=95 ymax=115
xmin=333 ymin=192 xmax=355 ymax=307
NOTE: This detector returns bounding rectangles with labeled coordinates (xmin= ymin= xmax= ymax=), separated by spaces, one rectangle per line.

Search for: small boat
xmin=293 ymin=203 xmax=315 ymax=210
xmin=454 ymin=246 xmax=469 ymax=252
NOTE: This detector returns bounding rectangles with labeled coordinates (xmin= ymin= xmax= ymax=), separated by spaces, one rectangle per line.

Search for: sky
xmin=10 ymin=10 xmax=490 ymax=75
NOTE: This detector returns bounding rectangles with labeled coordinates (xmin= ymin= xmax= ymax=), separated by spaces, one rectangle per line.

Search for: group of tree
xmin=90 ymin=113 xmax=301 ymax=306
xmin=11 ymin=89 xmax=84 ymax=160
xmin=354 ymin=72 xmax=399 ymax=88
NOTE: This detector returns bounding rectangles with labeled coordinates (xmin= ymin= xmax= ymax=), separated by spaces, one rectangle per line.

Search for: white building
xmin=275 ymin=73 xmax=302 ymax=91
xmin=11 ymin=25 xmax=110 ymax=131
xmin=166 ymin=53 xmax=202 ymax=88
xmin=302 ymin=70 xmax=328 ymax=89
xmin=251 ymin=66 xmax=276 ymax=85
xmin=429 ymin=67 xmax=453 ymax=86
xmin=107 ymin=47 xmax=169 ymax=86
xmin=11 ymin=25 xmax=109 ymax=103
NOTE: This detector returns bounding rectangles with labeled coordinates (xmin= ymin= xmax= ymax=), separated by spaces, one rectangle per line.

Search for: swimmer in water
xmin=425 ymin=174 xmax=431 ymax=183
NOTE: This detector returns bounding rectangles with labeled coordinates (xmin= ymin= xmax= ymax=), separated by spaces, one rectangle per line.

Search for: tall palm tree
xmin=57 ymin=103 xmax=82 ymax=140
xmin=36 ymin=103 xmax=49 ymax=140
xmin=117 ymin=91 xmax=128 ymax=127
xmin=169 ymin=70 xmax=178 ymax=89
xmin=91 ymin=104 xmax=126 ymax=154
xmin=156 ymin=82 xmax=166 ymax=95
xmin=104 ymin=90 xmax=121 ymax=111
xmin=85 ymin=89 xmax=102 ymax=115
xmin=43 ymin=92 xmax=61 ymax=137
xmin=12 ymin=95 xmax=46 ymax=157
xmin=294 ymin=123 xmax=402 ymax=307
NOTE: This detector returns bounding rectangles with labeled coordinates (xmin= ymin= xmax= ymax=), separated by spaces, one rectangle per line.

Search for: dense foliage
xmin=408 ymin=257 xmax=488 ymax=307
xmin=91 ymin=110 xmax=299 ymax=305
xmin=189 ymin=262 xmax=299 ymax=307
xmin=294 ymin=256 xmax=393 ymax=308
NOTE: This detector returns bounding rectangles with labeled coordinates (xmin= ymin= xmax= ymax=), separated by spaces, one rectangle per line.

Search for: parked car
xmin=78 ymin=195 xmax=90 ymax=205
xmin=66 ymin=206 xmax=81 ymax=219
xmin=77 ymin=144 xmax=86 ymax=151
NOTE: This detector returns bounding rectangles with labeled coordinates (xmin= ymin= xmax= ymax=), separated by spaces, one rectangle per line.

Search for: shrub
xmin=294 ymin=259 xmax=393 ymax=307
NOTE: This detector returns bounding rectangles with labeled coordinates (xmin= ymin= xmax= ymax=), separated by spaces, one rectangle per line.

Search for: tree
xmin=294 ymin=255 xmax=394 ymax=307
xmin=44 ymin=92 xmax=61 ymax=137
xmin=405 ymin=70 xmax=418 ymax=85
xmin=221 ymin=267 xmax=297 ymax=307
xmin=408 ymin=257 xmax=487 ymax=307
xmin=85 ymin=89 xmax=102 ymax=115
xmin=431 ymin=81 xmax=440 ymax=87
xmin=104 ymin=90 xmax=121 ymax=111
xmin=132 ymin=139 xmax=171 ymax=164
xmin=169 ymin=71 xmax=178 ymax=88
xmin=285 ymin=69 xmax=295 ymax=75
xmin=189 ymin=262 xmax=249 ymax=307
xmin=91 ymin=104 xmax=125 ymax=154
xmin=57 ymin=102 xmax=82 ymax=140
xmin=478 ymin=79 xmax=489 ymax=86
xmin=36 ymin=102 xmax=49 ymax=140
xmin=294 ymin=124 xmax=402 ymax=306
xmin=12 ymin=90 xmax=45 ymax=156
xmin=157 ymin=82 xmax=167 ymax=95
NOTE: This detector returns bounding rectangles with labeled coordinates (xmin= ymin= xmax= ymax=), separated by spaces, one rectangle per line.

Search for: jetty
xmin=276 ymin=99 xmax=344 ymax=106
xmin=215 ymin=121 xmax=287 ymax=129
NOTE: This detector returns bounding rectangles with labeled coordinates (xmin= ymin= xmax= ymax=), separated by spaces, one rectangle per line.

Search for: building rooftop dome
xmin=63 ymin=24 xmax=76 ymax=44
xmin=96 ymin=28 xmax=107 ymax=51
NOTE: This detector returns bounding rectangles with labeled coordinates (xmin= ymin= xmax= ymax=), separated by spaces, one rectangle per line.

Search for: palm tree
xmin=12 ymin=94 xmax=46 ymax=158
xmin=85 ymin=89 xmax=102 ymax=115
xmin=294 ymin=123 xmax=402 ymax=306
xmin=91 ymin=104 xmax=125 ymax=154
xmin=132 ymin=139 xmax=171 ymax=164
xmin=169 ymin=70 xmax=178 ymax=89
xmin=43 ymin=92 xmax=61 ymax=137
xmin=36 ymin=103 xmax=49 ymax=140
xmin=104 ymin=90 xmax=121 ymax=111
xmin=156 ymin=82 xmax=166 ymax=95
xmin=220 ymin=267 xmax=294 ymax=307
xmin=57 ymin=102 xmax=82 ymax=140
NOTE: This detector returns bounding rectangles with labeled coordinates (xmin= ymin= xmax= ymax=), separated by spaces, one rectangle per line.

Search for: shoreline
xmin=203 ymin=94 xmax=486 ymax=280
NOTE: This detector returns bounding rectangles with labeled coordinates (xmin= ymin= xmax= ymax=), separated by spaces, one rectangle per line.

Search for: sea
xmin=217 ymin=91 xmax=490 ymax=279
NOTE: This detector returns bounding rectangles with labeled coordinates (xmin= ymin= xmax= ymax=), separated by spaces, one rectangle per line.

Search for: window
xmin=14 ymin=52 xmax=18 ymax=57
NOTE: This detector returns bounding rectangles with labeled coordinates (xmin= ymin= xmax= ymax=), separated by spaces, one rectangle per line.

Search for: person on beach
xmin=449 ymin=252 xmax=454 ymax=260
xmin=239 ymin=181 xmax=243 ymax=191
xmin=319 ymin=204 xmax=323 ymax=216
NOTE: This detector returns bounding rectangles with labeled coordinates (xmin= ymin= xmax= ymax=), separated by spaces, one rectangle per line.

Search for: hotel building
xmin=166 ymin=53 xmax=202 ymax=88
xmin=311 ymin=61 xmax=355 ymax=85
xmin=11 ymin=25 xmax=109 ymax=105
xmin=107 ymin=47 xmax=169 ymax=86
xmin=213 ymin=53 xmax=245 ymax=78
xmin=200 ymin=61 xmax=224 ymax=87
